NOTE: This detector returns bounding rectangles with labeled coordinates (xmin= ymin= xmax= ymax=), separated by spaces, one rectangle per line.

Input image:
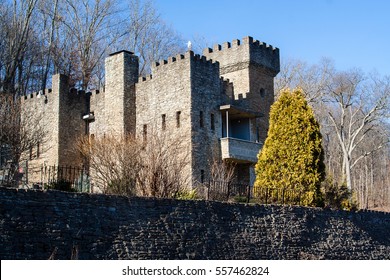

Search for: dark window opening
xmin=176 ymin=111 xmax=181 ymax=128
xmin=260 ymin=88 xmax=265 ymax=97
xmin=143 ymin=124 xmax=147 ymax=143
xmin=162 ymin=114 xmax=166 ymax=130
xmin=37 ymin=142 xmax=40 ymax=158
xmin=200 ymin=111 xmax=204 ymax=128
xmin=201 ymin=169 xmax=205 ymax=183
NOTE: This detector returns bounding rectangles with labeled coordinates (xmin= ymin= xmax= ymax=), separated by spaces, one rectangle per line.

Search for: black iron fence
xmin=2 ymin=162 xmax=306 ymax=205
xmin=0 ymin=163 xmax=90 ymax=192
xmin=204 ymin=180 xmax=251 ymax=203
xmin=40 ymin=165 xmax=90 ymax=192
xmin=252 ymin=185 xmax=304 ymax=205
xmin=202 ymin=181 xmax=306 ymax=205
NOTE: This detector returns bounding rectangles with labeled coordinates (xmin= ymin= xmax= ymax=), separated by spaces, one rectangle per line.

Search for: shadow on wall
xmin=0 ymin=188 xmax=389 ymax=260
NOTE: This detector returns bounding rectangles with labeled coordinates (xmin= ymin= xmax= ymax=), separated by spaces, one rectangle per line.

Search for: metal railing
xmin=201 ymin=181 xmax=306 ymax=205
xmin=1 ymin=163 xmax=90 ymax=192
xmin=252 ymin=185 xmax=304 ymax=205
xmin=40 ymin=165 xmax=90 ymax=192
xmin=204 ymin=180 xmax=251 ymax=203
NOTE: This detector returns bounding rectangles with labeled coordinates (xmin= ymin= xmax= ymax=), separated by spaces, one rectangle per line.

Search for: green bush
xmin=321 ymin=177 xmax=357 ymax=210
xmin=254 ymin=89 xmax=325 ymax=207
xmin=233 ymin=195 xmax=249 ymax=203
xmin=174 ymin=189 xmax=198 ymax=200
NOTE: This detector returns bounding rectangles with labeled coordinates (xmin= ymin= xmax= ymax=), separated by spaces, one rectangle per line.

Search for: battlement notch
xmin=151 ymin=51 xmax=218 ymax=73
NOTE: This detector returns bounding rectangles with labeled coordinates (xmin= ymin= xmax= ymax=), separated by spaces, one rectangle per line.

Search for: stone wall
xmin=89 ymin=89 xmax=105 ymax=137
xmin=20 ymin=74 xmax=86 ymax=183
xmin=190 ymin=53 xmax=221 ymax=184
xmin=104 ymin=50 xmax=139 ymax=137
xmin=136 ymin=51 xmax=222 ymax=185
xmin=0 ymin=187 xmax=389 ymax=260
xmin=57 ymin=80 xmax=87 ymax=167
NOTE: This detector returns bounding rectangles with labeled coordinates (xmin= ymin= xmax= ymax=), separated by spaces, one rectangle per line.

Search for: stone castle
xmin=21 ymin=36 xmax=280 ymax=189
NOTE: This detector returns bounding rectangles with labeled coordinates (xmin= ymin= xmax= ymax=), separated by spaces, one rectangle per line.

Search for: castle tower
xmin=56 ymin=75 xmax=88 ymax=167
xmin=203 ymin=36 xmax=280 ymax=143
xmin=20 ymin=73 xmax=87 ymax=184
xmin=104 ymin=50 xmax=139 ymax=136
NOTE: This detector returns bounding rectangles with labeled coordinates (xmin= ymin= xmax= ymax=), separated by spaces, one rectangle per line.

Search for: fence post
xmin=206 ymin=180 xmax=210 ymax=201
xmin=80 ymin=166 xmax=84 ymax=192
xmin=246 ymin=185 xmax=251 ymax=203
xmin=25 ymin=160 xmax=29 ymax=186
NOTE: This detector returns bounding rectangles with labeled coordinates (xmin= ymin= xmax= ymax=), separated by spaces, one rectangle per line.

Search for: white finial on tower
xmin=187 ymin=41 xmax=192 ymax=51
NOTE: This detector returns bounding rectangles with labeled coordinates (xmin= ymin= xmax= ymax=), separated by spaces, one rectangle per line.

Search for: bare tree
xmin=275 ymin=57 xmax=334 ymax=103
xmin=0 ymin=0 xmax=185 ymax=93
xmin=77 ymin=131 xmax=190 ymax=198
xmin=0 ymin=0 xmax=39 ymax=96
xmin=120 ymin=0 xmax=185 ymax=75
xmin=204 ymin=157 xmax=236 ymax=201
xmin=77 ymin=135 xmax=142 ymax=195
xmin=136 ymin=129 xmax=190 ymax=198
xmin=56 ymin=0 xmax=124 ymax=90
xmin=325 ymin=71 xmax=390 ymax=191
xmin=209 ymin=158 xmax=236 ymax=184
xmin=35 ymin=0 xmax=60 ymax=91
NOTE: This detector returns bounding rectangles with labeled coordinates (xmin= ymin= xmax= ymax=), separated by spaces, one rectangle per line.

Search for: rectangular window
xmin=211 ymin=113 xmax=215 ymax=131
xmin=29 ymin=146 xmax=33 ymax=160
xmin=37 ymin=142 xmax=40 ymax=158
xmin=201 ymin=169 xmax=205 ymax=183
xmin=143 ymin=124 xmax=147 ymax=143
xmin=162 ymin=114 xmax=166 ymax=130
xmin=176 ymin=111 xmax=181 ymax=128
xmin=200 ymin=111 xmax=204 ymax=128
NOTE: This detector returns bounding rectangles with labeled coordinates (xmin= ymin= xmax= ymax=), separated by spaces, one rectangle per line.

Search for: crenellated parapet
xmin=137 ymin=51 xmax=219 ymax=84
xmin=21 ymin=88 xmax=52 ymax=102
xmin=152 ymin=51 xmax=218 ymax=69
xmin=137 ymin=74 xmax=153 ymax=83
xmin=203 ymin=36 xmax=280 ymax=75
xmin=204 ymin=36 xmax=278 ymax=54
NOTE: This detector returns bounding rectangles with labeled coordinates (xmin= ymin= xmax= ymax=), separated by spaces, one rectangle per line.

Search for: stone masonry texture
xmin=0 ymin=187 xmax=389 ymax=260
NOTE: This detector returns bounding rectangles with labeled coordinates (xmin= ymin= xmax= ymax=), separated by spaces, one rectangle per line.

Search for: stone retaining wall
xmin=0 ymin=187 xmax=389 ymax=259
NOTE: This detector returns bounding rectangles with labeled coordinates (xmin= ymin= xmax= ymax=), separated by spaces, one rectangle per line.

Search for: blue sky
xmin=155 ymin=0 xmax=390 ymax=76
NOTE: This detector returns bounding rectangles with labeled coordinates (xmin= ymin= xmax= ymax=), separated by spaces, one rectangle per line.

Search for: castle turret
xmin=20 ymin=73 xmax=87 ymax=178
xmin=104 ymin=50 xmax=139 ymax=136
xmin=57 ymin=75 xmax=88 ymax=167
xmin=203 ymin=36 xmax=280 ymax=143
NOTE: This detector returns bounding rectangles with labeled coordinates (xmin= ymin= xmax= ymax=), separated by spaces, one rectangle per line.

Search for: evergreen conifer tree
xmin=254 ymin=89 xmax=325 ymax=206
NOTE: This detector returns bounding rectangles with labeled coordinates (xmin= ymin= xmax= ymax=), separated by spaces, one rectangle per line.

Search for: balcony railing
xmin=220 ymin=137 xmax=262 ymax=163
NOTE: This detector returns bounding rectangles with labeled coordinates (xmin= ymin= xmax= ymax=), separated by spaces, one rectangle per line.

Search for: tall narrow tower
xmin=104 ymin=50 xmax=139 ymax=136
xmin=203 ymin=36 xmax=280 ymax=142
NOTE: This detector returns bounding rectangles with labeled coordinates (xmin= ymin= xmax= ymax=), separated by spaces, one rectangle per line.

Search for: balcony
xmin=220 ymin=137 xmax=262 ymax=163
